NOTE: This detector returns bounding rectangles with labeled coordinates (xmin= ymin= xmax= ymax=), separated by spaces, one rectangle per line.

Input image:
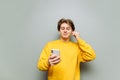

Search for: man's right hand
xmin=48 ymin=54 xmax=61 ymax=66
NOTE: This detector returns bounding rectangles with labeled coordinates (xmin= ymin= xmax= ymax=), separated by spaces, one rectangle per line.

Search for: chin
xmin=62 ymin=36 xmax=70 ymax=39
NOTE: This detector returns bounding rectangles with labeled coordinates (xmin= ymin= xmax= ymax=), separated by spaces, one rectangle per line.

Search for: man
xmin=37 ymin=18 xmax=96 ymax=80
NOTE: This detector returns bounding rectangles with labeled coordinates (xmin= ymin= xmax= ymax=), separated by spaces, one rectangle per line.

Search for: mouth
xmin=63 ymin=33 xmax=68 ymax=36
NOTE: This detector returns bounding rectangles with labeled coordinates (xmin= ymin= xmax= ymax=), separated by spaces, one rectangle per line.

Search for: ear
xmin=71 ymin=31 xmax=74 ymax=35
xmin=58 ymin=30 xmax=60 ymax=32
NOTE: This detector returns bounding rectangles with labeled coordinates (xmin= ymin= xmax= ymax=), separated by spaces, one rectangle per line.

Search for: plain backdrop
xmin=0 ymin=0 xmax=120 ymax=80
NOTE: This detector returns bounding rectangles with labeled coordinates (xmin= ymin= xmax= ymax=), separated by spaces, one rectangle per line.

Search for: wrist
xmin=75 ymin=36 xmax=80 ymax=40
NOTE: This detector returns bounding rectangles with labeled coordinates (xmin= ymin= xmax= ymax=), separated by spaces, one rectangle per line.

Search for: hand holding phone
xmin=48 ymin=49 xmax=60 ymax=66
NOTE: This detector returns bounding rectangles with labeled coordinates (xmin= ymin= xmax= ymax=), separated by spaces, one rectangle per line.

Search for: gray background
xmin=0 ymin=0 xmax=120 ymax=80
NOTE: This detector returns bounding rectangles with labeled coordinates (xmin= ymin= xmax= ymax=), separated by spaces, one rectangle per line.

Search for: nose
xmin=64 ymin=29 xmax=67 ymax=33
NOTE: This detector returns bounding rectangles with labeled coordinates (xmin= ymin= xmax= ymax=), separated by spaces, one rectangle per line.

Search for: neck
xmin=60 ymin=37 xmax=70 ymax=42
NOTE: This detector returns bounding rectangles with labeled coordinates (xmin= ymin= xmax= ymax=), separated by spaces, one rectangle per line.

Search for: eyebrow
xmin=61 ymin=26 xmax=71 ymax=28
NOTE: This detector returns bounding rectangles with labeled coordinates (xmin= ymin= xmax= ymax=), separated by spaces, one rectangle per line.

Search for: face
xmin=59 ymin=23 xmax=73 ymax=39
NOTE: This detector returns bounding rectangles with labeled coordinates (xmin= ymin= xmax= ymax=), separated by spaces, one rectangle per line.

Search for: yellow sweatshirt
xmin=37 ymin=38 xmax=96 ymax=80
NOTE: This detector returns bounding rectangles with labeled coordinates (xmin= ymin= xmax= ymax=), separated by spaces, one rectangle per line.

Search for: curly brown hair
xmin=57 ymin=18 xmax=75 ymax=31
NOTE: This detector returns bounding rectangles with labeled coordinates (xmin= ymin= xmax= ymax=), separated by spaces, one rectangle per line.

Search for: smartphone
xmin=51 ymin=49 xmax=60 ymax=55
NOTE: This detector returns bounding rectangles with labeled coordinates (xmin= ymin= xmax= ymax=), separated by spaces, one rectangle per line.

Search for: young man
xmin=37 ymin=18 xmax=96 ymax=80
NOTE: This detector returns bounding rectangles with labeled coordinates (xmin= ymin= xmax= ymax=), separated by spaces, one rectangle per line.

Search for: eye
xmin=66 ymin=27 xmax=71 ymax=30
xmin=60 ymin=27 xmax=65 ymax=30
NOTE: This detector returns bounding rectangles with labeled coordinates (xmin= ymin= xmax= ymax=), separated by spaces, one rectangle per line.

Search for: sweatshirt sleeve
xmin=37 ymin=43 xmax=50 ymax=71
xmin=77 ymin=38 xmax=96 ymax=62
